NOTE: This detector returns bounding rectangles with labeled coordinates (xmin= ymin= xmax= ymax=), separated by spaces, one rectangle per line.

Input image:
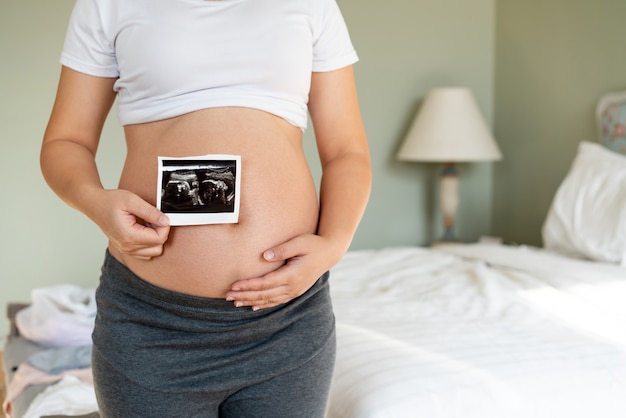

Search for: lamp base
xmin=440 ymin=228 xmax=457 ymax=242
xmin=439 ymin=163 xmax=459 ymax=242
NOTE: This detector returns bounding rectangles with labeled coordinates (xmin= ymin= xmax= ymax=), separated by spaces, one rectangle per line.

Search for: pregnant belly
xmin=110 ymin=108 xmax=319 ymax=297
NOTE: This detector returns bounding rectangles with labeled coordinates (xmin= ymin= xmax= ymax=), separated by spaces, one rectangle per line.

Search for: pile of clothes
xmin=2 ymin=285 xmax=99 ymax=418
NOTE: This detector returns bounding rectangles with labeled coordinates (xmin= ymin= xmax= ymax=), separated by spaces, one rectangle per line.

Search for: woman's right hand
xmin=40 ymin=67 xmax=169 ymax=260
xmin=93 ymin=189 xmax=170 ymax=260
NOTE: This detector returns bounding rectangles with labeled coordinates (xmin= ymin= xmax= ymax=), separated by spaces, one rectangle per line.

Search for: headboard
xmin=6 ymin=303 xmax=29 ymax=338
xmin=596 ymin=90 xmax=626 ymax=155
xmin=542 ymin=90 xmax=626 ymax=265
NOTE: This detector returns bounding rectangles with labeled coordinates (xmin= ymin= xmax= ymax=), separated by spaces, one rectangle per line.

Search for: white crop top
xmin=60 ymin=0 xmax=359 ymax=130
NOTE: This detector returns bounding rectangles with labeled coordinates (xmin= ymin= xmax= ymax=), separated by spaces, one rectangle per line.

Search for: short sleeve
xmin=60 ymin=0 xmax=119 ymax=77
xmin=311 ymin=0 xmax=359 ymax=72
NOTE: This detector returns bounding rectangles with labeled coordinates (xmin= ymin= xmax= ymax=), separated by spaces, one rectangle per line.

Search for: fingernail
xmin=158 ymin=215 xmax=170 ymax=226
xmin=264 ymin=250 xmax=275 ymax=261
xmin=226 ymin=296 xmax=234 ymax=302
xmin=235 ymin=302 xmax=243 ymax=308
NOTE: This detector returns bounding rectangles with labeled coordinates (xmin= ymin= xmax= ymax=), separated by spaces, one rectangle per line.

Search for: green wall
xmin=318 ymin=0 xmax=496 ymax=246
xmin=493 ymin=0 xmax=626 ymax=245
xmin=0 ymin=0 xmax=495 ymax=336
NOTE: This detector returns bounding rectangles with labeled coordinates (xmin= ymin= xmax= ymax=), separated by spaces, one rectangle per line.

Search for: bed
xmin=325 ymin=90 xmax=626 ymax=417
xmin=327 ymin=243 xmax=626 ymax=417
xmin=3 ymin=92 xmax=626 ymax=418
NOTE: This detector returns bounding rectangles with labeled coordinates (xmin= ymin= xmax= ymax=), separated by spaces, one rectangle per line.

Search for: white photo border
xmin=157 ymin=154 xmax=241 ymax=226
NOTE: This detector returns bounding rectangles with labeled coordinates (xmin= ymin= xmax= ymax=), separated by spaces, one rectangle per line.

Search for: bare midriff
xmin=109 ymin=107 xmax=319 ymax=298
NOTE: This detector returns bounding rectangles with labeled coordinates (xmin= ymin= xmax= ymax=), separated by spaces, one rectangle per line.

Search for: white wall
xmin=0 ymin=0 xmax=495 ymax=336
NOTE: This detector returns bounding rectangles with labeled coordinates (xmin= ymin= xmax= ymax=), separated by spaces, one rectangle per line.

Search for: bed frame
xmin=6 ymin=304 xmax=28 ymax=339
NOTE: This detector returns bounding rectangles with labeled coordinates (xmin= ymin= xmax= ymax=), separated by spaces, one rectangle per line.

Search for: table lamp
xmin=396 ymin=87 xmax=502 ymax=241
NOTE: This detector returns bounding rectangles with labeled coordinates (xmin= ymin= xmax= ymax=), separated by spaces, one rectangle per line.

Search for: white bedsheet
xmin=327 ymin=244 xmax=626 ymax=418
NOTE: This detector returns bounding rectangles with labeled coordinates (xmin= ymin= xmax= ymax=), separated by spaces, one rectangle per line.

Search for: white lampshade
xmin=397 ymin=87 xmax=502 ymax=162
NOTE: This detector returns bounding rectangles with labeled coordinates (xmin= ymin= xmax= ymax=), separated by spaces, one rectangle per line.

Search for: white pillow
xmin=542 ymin=141 xmax=626 ymax=265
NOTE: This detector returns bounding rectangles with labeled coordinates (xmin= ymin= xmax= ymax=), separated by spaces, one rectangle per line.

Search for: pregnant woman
xmin=39 ymin=0 xmax=371 ymax=417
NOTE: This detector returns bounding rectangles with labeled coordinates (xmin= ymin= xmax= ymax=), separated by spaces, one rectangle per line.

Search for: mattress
xmin=326 ymin=243 xmax=626 ymax=418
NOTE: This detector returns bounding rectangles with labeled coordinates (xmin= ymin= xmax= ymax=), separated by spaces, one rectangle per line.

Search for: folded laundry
xmin=28 ymin=345 xmax=92 ymax=375
xmin=22 ymin=375 xmax=98 ymax=418
xmin=15 ymin=285 xmax=96 ymax=348
xmin=4 ymin=362 xmax=93 ymax=415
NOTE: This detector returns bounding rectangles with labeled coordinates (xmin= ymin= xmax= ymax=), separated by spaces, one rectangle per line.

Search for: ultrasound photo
xmin=157 ymin=154 xmax=241 ymax=225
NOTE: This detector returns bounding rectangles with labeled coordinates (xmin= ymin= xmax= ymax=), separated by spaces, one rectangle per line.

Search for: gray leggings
xmin=92 ymin=251 xmax=336 ymax=418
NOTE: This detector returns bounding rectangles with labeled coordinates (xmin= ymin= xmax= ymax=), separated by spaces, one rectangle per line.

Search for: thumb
xmin=130 ymin=196 xmax=170 ymax=227
xmin=263 ymin=236 xmax=304 ymax=262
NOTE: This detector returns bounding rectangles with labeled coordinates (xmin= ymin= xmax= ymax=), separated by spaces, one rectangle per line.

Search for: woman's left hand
xmin=225 ymin=233 xmax=338 ymax=311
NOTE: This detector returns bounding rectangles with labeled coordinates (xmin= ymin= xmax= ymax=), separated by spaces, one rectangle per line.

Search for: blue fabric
xmin=28 ymin=345 xmax=92 ymax=375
